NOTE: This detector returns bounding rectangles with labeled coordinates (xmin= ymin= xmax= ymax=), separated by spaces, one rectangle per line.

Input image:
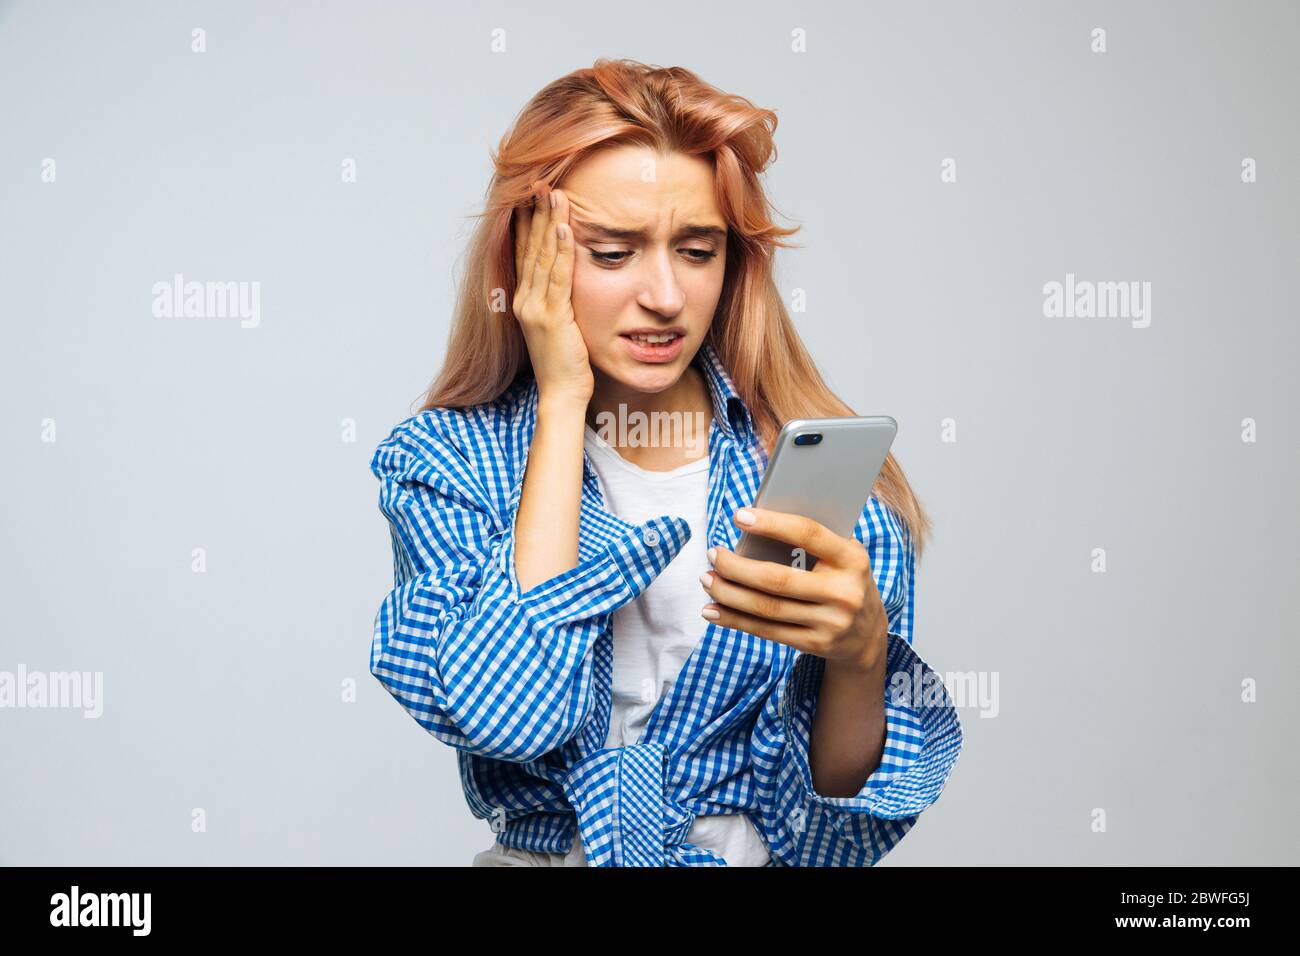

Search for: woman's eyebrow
xmin=570 ymin=218 xmax=726 ymax=240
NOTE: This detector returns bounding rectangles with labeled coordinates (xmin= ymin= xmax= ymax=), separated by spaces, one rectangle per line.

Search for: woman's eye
xmin=588 ymin=248 xmax=718 ymax=265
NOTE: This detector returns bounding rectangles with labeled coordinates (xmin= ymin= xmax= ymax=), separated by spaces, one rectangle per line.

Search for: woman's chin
xmin=592 ymin=353 xmax=684 ymax=393
xmin=614 ymin=364 xmax=684 ymax=394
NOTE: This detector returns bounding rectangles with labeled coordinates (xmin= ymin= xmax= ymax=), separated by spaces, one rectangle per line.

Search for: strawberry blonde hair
xmin=420 ymin=58 xmax=933 ymax=556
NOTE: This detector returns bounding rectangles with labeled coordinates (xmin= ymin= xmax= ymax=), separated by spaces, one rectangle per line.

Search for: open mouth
xmin=619 ymin=330 xmax=685 ymax=363
xmin=621 ymin=332 xmax=683 ymax=346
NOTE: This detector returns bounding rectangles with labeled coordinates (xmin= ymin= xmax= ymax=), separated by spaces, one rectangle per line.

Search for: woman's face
xmin=557 ymin=145 xmax=728 ymax=396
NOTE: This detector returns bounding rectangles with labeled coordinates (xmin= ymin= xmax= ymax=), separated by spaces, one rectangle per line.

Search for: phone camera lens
xmin=794 ymin=433 xmax=823 ymax=446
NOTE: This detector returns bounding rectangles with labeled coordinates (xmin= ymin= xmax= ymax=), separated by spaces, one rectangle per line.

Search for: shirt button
xmin=642 ymin=528 xmax=660 ymax=546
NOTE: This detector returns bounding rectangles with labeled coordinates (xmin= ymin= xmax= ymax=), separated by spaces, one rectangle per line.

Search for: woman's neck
xmin=585 ymin=364 xmax=714 ymax=471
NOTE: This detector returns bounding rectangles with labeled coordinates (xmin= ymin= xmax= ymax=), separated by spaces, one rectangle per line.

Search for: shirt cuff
xmin=779 ymin=630 xmax=964 ymax=819
xmin=499 ymin=513 xmax=693 ymax=630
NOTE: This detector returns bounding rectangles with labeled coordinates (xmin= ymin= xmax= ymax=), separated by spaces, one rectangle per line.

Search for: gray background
xmin=1 ymin=0 xmax=1296 ymax=865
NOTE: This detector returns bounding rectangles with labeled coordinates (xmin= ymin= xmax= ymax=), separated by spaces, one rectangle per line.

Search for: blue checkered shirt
xmin=369 ymin=340 xmax=963 ymax=866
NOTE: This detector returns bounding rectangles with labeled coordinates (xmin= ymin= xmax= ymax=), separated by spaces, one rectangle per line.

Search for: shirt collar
xmin=692 ymin=338 xmax=756 ymax=449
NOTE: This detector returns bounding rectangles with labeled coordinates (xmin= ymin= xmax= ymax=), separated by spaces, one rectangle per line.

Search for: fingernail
xmin=706 ymin=547 xmax=717 ymax=563
xmin=701 ymin=606 xmax=720 ymax=620
xmin=735 ymin=509 xmax=756 ymax=526
xmin=698 ymin=572 xmax=713 ymax=588
xmin=549 ymin=190 xmax=557 ymax=209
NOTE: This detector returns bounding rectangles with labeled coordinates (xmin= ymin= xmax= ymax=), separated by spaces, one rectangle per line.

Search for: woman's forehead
xmin=560 ymin=148 xmax=723 ymax=237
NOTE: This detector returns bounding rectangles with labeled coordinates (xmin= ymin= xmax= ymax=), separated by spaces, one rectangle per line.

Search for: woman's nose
xmin=636 ymin=249 xmax=686 ymax=315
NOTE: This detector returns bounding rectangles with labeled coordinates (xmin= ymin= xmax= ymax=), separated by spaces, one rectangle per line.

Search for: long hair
xmin=419 ymin=58 xmax=933 ymax=557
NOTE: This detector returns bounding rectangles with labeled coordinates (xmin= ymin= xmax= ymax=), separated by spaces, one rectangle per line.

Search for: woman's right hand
xmin=512 ymin=182 xmax=593 ymax=405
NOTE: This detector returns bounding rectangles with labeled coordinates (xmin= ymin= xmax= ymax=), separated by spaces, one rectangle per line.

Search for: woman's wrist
xmin=537 ymin=389 xmax=591 ymax=419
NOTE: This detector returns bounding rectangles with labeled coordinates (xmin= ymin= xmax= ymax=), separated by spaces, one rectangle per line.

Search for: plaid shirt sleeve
xmin=368 ymin=413 xmax=671 ymax=763
xmin=748 ymin=496 xmax=964 ymax=866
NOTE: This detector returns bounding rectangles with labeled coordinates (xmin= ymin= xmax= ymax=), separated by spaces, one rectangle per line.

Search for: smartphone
xmin=735 ymin=416 xmax=898 ymax=570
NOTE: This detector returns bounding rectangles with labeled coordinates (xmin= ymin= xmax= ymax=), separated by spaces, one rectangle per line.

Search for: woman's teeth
xmin=627 ymin=333 xmax=679 ymax=344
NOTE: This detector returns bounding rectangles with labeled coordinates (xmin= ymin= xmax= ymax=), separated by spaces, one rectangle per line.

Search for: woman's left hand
xmin=699 ymin=507 xmax=889 ymax=674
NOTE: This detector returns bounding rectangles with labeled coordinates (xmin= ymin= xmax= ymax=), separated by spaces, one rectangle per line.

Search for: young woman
xmin=369 ymin=59 xmax=963 ymax=867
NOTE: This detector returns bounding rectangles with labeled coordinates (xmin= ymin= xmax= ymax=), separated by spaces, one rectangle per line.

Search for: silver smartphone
xmin=735 ymin=416 xmax=898 ymax=570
